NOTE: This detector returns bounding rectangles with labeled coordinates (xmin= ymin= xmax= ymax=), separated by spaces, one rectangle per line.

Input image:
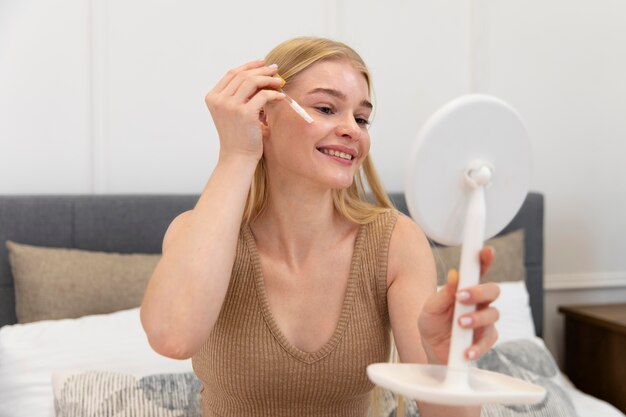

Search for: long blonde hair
xmin=242 ymin=37 xmax=393 ymax=225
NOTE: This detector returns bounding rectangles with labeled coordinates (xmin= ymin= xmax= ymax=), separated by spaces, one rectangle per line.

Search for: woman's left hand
xmin=417 ymin=246 xmax=500 ymax=365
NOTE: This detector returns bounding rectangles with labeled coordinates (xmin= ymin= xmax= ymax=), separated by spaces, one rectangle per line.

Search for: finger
xmin=456 ymin=282 xmax=500 ymax=305
xmin=479 ymin=246 xmax=495 ymax=276
xmin=422 ymin=269 xmax=458 ymax=315
xmin=221 ymin=65 xmax=280 ymax=98
xmin=233 ymin=75 xmax=286 ymax=103
xmin=446 ymin=269 xmax=459 ymax=293
xmin=244 ymin=89 xmax=286 ymax=118
xmin=458 ymin=306 xmax=500 ymax=329
xmin=213 ymin=60 xmax=267 ymax=93
xmin=465 ymin=325 xmax=498 ymax=360
xmin=205 ymin=65 xmax=280 ymax=112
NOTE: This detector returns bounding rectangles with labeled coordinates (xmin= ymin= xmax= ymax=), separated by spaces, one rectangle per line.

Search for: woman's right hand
xmin=204 ymin=60 xmax=286 ymax=163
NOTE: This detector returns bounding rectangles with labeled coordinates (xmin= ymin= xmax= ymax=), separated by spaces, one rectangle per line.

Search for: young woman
xmin=140 ymin=37 xmax=499 ymax=417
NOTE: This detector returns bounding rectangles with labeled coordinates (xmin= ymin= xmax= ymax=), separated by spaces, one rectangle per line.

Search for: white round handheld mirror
xmin=367 ymin=94 xmax=546 ymax=405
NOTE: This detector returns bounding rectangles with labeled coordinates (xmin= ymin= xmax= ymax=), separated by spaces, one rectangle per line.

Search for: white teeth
xmin=321 ymin=148 xmax=353 ymax=160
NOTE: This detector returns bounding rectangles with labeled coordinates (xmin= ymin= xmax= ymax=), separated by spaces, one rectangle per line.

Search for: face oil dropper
xmin=269 ymin=64 xmax=314 ymax=123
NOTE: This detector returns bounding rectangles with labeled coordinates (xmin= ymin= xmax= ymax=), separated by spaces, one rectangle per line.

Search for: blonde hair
xmin=242 ymin=37 xmax=393 ymax=225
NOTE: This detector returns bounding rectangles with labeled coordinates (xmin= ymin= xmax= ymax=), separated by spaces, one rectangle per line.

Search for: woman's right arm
xmin=140 ymin=60 xmax=284 ymax=359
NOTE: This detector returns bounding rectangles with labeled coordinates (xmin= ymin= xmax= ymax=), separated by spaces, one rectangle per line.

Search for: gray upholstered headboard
xmin=0 ymin=192 xmax=544 ymax=335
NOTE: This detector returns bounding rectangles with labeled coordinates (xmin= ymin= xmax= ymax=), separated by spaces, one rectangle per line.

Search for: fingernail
xmin=456 ymin=291 xmax=470 ymax=301
xmin=447 ymin=269 xmax=458 ymax=283
xmin=459 ymin=316 xmax=473 ymax=327
xmin=268 ymin=63 xmax=278 ymax=69
xmin=467 ymin=349 xmax=477 ymax=360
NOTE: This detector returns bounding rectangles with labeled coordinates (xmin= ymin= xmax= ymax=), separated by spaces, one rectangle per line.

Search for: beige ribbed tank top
xmin=192 ymin=209 xmax=399 ymax=417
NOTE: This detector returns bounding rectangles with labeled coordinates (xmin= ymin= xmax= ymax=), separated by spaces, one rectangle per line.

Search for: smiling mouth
xmin=318 ymin=148 xmax=354 ymax=161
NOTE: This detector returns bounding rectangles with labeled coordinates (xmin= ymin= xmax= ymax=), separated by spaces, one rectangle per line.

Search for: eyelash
xmin=315 ymin=106 xmax=371 ymax=127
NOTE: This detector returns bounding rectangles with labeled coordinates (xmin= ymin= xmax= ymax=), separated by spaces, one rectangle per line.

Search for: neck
xmin=250 ymin=180 xmax=354 ymax=267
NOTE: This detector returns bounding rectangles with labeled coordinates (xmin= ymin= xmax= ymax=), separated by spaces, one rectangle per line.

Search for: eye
xmin=355 ymin=117 xmax=370 ymax=127
xmin=315 ymin=106 xmax=334 ymax=115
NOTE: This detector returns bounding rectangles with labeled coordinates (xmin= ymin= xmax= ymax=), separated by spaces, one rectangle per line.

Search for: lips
xmin=316 ymin=145 xmax=357 ymax=161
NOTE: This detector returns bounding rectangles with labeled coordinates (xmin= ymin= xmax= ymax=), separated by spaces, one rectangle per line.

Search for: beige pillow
xmin=6 ymin=241 xmax=161 ymax=323
xmin=431 ymin=229 xmax=525 ymax=286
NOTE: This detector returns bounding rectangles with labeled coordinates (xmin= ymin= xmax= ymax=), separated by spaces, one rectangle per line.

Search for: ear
xmin=259 ymin=107 xmax=271 ymax=138
xmin=259 ymin=108 xmax=268 ymax=125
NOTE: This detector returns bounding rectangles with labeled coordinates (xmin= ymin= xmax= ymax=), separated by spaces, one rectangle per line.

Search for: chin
xmin=328 ymin=177 xmax=355 ymax=190
xmin=312 ymin=168 xmax=357 ymax=190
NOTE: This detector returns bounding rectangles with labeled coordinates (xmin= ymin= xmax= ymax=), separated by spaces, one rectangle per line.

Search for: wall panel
xmin=0 ymin=0 xmax=91 ymax=194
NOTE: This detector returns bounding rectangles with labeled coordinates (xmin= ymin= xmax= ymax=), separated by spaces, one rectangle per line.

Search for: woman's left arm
xmin=386 ymin=214 xmax=499 ymax=417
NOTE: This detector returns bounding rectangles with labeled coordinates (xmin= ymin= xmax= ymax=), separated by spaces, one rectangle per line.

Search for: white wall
xmin=1 ymin=0 xmax=625 ymax=365
xmin=1 ymin=0 xmax=473 ymax=194
xmin=471 ymin=0 xmax=626 ymax=285
xmin=0 ymin=0 xmax=92 ymax=193
xmin=468 ymin=0 xmax=626 ymax=366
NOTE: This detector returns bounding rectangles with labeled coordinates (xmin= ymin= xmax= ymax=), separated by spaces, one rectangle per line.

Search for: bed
xmin=0 ymin=192 xmax=622 ymax=417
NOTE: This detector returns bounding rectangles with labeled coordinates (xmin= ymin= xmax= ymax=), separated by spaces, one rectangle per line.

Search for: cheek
xmin=306 ymin=115 xmax=336 ymax=137
xmin=358 ymin=133 xmax=371 ymax=160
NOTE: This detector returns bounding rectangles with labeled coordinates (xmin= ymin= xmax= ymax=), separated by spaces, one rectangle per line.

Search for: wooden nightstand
xmin=558 ymin=303 xmax=626 ymax=413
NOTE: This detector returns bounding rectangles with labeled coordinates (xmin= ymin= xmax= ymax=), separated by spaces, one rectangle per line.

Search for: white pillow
xmin=0 ymin=308 xmax=192 ymax=417
xmin=491 ymin=280 xmax=537 ymax=344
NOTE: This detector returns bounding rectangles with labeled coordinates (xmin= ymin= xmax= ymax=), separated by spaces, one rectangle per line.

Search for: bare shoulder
xmin=387 ymin=212 xmax=436 ymax=288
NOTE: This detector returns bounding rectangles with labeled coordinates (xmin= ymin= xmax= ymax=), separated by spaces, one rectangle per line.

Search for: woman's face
xmin=262 ymin=59 xmax=372 ymax=191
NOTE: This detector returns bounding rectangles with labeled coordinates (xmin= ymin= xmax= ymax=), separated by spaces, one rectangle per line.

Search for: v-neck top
xmin=192 ymin=209 xmax=398 ymax=417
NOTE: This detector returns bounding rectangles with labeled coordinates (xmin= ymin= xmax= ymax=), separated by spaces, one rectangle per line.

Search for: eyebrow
xmin=306 ymin=87 xmax=373 ymax=110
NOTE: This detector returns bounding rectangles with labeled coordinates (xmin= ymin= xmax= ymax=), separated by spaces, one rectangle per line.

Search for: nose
xmin=334 ymin=115 xmax=361 ymax=141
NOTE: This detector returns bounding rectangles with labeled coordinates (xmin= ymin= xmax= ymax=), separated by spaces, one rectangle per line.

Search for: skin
xmin=140 ymin=58 xmax=500 ymax=417
xmin=251 ymin=61 xmax=373 ymax=352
